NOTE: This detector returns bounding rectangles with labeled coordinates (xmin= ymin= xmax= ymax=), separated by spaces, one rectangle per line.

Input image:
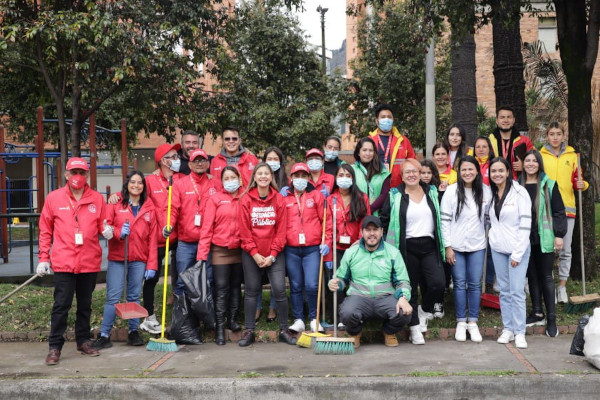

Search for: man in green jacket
xmin=328 ymin=216 xmax=412 ymax=348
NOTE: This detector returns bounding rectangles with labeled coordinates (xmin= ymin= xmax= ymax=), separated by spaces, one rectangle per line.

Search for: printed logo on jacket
xmin=251 ymin=206 xmax=276 ymax=226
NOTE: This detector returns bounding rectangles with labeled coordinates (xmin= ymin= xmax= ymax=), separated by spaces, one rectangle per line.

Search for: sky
xmin=294 ymin=0 xmax=347 ymax=51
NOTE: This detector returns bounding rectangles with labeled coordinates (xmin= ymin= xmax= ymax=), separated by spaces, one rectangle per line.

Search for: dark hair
xmin=331 ymin=164 xmax=367 ymax=223
xmin=545 ymin=121 xmax=564 ymax=135
xmin=420 ymin=159 xmax=441 ymax=188
xmin=262 ymin=146 xmax=287 ymax=189
xmin=474 ymin=135 xmax=495 ymax=160
xmin=496 ymin=105 xmax=514 ymax=117
xmin=353 ymin=137 xmax=381 ymax=180
xmin=445 ymin=123 xmax=467 ymax=169
xmin=374 ymin=103 xmax=393 ymax=118
xmin=488 ymin=157 xmax=512 ymax=203
xmin=121 ymin=170 xmax=147 ymax=208
xmin=221 ymin=165 xmax=241 ymax=181
xmin=455 ymin=156 xmax=484 ymax=221
xmin=431 ymin=142 xmax=450 ymax=169
xmin=518 ymin=149 xmax=547 ymax=221
xmin=325 ymin=136 xmax=342 ymax=148
xmin=222 ymin=126 xmax=240 ymax=137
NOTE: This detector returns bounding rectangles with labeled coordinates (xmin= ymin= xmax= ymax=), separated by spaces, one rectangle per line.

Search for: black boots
xmin=228 ymin=286 xmax=242 ymax=332
xmin=215 ymin=286 xmax=228 ymax=345
xmin=238 ymin=329 xmax=255 ymax=347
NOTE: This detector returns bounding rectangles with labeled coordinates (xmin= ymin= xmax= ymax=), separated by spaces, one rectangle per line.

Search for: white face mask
xmin=324 ymin=150 xmax=338 ymax=161
xmin=266 ymin=161 xmax=281 ymax=172
xmin=336 ymin=177 xmax=353 ymax=190
xmin=292 ymin=178 xmax=308 ymax=191
xmin=223 ymin=180 xmax=240 ymax=193
xmin=307 ymin=159 xmax=323 ymax=172
xmin=169 ymin=159 xmax=181 ymax=172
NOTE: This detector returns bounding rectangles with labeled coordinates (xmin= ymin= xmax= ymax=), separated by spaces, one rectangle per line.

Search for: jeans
xmin=451 ymin=249 xmax=485 ymax=322
xmin=492 ymin=246 xmax=531 ymax=335
xmin=558 ymin=218 xmax=575 ymax=281
xmin=339 ymin=295 xmax=411 ymax=335
xmin=175 ymin=241 xmax=213 ymax=296
xmin=100 ymin=260 xmax=146 ymax=337
xmin=49 ymin=272 xmax=97 ymax=350
xmin=527 ymin=244 xmax=556 ymax=318
xmin=485 ymin=242 xmax=496 ymax=285
xmin=285 ymin=245 xmax=320 ymax=320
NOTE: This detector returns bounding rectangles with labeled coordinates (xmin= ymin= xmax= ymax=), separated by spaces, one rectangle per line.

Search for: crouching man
xmin=328 ymin=216 xmax=412 ymax=348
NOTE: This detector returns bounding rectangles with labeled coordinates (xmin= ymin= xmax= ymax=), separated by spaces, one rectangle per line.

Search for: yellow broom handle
xmin=160 ymin=183 xmax=173 ymax=339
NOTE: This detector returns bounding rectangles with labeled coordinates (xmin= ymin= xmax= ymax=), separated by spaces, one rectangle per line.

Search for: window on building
xmin=538 ymin=17 xmax=557 ymax=53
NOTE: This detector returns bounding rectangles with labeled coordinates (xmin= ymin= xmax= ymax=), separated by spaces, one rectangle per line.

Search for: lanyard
xmin=156 ymin=173 xmax=168 ymax=192
xmin=65 ymin=193 xmax=80 ymax=231
xmin=376 ymin=134 xmax=393 ymax=164
xmin=190 ymin=175 xmax=201 ymax=214
xmin=337 ymin=195 xmax=349 ymax=237
xmin=295 ymin=192 xmax=305 ymax=233
xmin=501 ymin=138 xmax=511 ymax=159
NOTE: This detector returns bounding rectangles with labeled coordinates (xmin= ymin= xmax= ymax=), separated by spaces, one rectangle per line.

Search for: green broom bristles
xmin=313 ymin=337 xmax=355 ymax=355
xmin=146 ymin=337 xmax=179 ymax=352
xmin=564 ymin=294 xmax=600 ymax=314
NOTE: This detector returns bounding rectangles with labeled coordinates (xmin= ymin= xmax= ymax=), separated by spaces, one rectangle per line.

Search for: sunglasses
xmin=223 ymin=137 xmax=239 ymax=142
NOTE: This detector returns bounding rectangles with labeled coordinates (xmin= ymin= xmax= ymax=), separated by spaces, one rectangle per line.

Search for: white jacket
xmin=489 ymin=181 xmax=532 ymax=262
xmin=441 ymin=183 xmax=492 ymax=252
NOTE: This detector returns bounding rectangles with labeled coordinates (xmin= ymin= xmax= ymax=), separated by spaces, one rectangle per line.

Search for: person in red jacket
xmin=305 ymin=148 xmax=335 ymax=198
xmin=37 ymin=157 xmax=106 ymax=365
xmin=164 ymin=149 xmax=220 ymax=298
xmin=209 ymin=126 xmax=259 ymax=186
xmin=237 ymin=162 xmax=297 ymax=347
xmin=92 ymin=171 xmax=158 ymax=350
xmin=283 ymin=163 xmax=331 ymax=334
xmin=197 ymin=166 xmax=244 ymax=345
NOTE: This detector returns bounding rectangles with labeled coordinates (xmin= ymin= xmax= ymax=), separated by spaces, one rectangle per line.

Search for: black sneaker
xmin=278 ymin=329 xmax=297 ymax=345
xmin=546 ymin=319 xmax=559 ymax=337
xmin=238 ymin=329 xmax=255 ymax=347
xmin=127 ymin=330 xmax=145 ymax=346
xmin=91 ymin=335 xmax=112 ymax=350
xmin=525 ymin=313 xmax=546 ymax=327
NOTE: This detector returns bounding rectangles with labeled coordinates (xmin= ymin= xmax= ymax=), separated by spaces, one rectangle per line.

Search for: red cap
xmin=189 ymin=149 xmax=209 ymax=162
xmin=155 ymin=143 xmax=182 ymax=163
xmin=305 ymin=148 xmax=323 ymax=159
xmin=65 ymin=157 xmax=89 ymax=171
xmin=290 ymin=163 xmax=310 ymax=175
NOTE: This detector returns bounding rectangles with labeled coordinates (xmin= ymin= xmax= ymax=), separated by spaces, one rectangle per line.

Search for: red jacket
xmin=38 ymin=185 xmax=106 ymax=273
xmin=283 ymin=188 xmax=331 ymax=248
xmin=197 ymin=189 xmax=243 ymax=260
xmin=144 ymin=171 xmax=183 ymax=247
xmin=369 ymin=131 xmax=416 ymax=187
xmin=309 ymin=171 xmax=335 ymax=195
xmin=325 ymin=190 xmax=371 ymax=260
xmin=171 ymin=172 xmax=221 ymax=243
xmin=106 ymin=200 xmax=159 ymax=270
xmin=210 ymin=150 xmax=259 ymax=186
xmin=476 ymin=157 xmax=490 ymax=186
xmin=238 ymin=187 xmax=287 ymax=257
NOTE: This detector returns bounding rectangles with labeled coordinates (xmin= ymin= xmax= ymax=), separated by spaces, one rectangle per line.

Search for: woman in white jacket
xmin=441 ymin=156 xmax=492 ymax=343
xmin=488 ymin=157 xmax=532 ymax=349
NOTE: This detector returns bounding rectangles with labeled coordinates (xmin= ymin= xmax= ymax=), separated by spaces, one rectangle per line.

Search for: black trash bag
xmin=170 ymin=293 xmax=202 ymax=345
xmin=180 ymin=260 xmax=216 ymax=330
xmin=570 ymin=315 xmax=590 ymax=356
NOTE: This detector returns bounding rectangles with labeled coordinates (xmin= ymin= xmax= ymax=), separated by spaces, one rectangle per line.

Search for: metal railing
xmin=0 ymin=213 xmax=40 ymax=273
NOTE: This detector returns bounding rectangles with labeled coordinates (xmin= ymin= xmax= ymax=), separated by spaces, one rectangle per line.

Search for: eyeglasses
xmin=191 ymin=158 xmax=208 ymax=164
xmin=223 ymin=137 xmax=239 ymax=142
xmin=403 ymin=169 xmax=420 ymax=176
xmin=162 ymin=154 xmax=180 ymax=161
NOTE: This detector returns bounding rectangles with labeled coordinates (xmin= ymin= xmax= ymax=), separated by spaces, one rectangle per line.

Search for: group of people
xmin=37 ymin=103 xmax=589 ymax=365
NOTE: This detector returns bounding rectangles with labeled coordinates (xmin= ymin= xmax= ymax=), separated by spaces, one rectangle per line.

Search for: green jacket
xmin=352 ymin=161 xmax=390 ymax=207
xmin=537 ymin=173 xmax=557 ymax=253
xmin=335 ymin=239 xmax=411 ymax=301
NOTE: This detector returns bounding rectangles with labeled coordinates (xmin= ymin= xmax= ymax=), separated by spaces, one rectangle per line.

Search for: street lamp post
xmin=317 ymin=5 xmax=328 ymax=75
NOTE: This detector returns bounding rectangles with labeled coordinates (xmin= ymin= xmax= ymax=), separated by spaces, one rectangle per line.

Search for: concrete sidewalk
xmin=0 ymin=335 xmax=598 ymax=399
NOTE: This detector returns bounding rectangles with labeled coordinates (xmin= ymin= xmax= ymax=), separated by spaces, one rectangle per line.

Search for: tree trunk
xmin=490 ymin=0 xmax=528 ymax=131
xmin=450 ymin=24 xmax=478 ymax=144
xmin=70 ymin=84 xmax=82 ymax=157
xmin=56 ymin=102 xmax=68 ymax=182
xmin=554 ymin=0 xmax=598 ymax=279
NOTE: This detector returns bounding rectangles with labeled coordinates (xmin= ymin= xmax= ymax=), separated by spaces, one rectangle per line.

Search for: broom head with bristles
xmin=565 ymin=293 xmax=600 ymax=314
xmin=313 ymin=336 xmax=355 ymax=355
xmin=146 ymin=337 xmax=179 ymax=352
xmin=297 ymin=331 xmax=331 ymax=348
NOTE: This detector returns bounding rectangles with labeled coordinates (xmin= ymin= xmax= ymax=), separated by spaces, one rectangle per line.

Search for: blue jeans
xmin=100 ymin=260 xmax=146 ymax=337
xmin=175 ymin=241 xmax=213 ymax=296
xmin=451 ymin=249 xmax=485 ymax=322
xmin=492 ymin=246 xmax=531 ymax=335
xmin=285 ymin=245 xmax=320 ymax=320
xmin=485 ymin=243 xmax=496 ymax=285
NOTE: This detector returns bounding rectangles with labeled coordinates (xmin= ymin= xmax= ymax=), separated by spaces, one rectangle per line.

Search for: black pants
xmin=339 ymin=295 xmax=411 ymax=335
xmin=213 ymin=262 xmax=243 ymax=322
xmin=527 ymin=244 xmax=556 ymax=318
xmin=143 ymin=241 xmax=178 ymax=316
xmin=49 ymin=272 xmax=97 ymax=350
xmin=405 ymin=237 xmax=445 ymax=326
xmin=242 ymin=251 xmax=289 ymax=331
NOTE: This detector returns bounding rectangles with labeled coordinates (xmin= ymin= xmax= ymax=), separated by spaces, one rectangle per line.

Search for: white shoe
xmin=497 ymin=330 xmax=514 ymax=344
xmin=557 ymin=286 xmax=568 ymax=303
xmin=493 ymin=281 xmax=500 ymax=293
xmin=309 ymin=319 xmax=324 ymax=333
xmin=418 ymin=306 xmax=433 ymax=333
xmin=433 ymin=303 xmax=445 ymax=319
xmin=337 ymin=322 xmax=346 ymax=331
xmin=515 ymin=334 xmax=528 ymax=349
xmin=139 ymin=314 xmax=161 ymax=334
xmin=289 ymin=319 xmax=305 ymax=333
xmin=455 ymin=322 xmax=467 ymax=342
xmin=409 ymin=325 xmax=425 ymax=345
xmin=467 ymin=322 xmax=483 ymax=343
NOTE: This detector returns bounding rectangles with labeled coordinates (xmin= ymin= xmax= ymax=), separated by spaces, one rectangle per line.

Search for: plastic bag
xmin=180 ymin=260 xmax=216 ymax=330
xmin=170 ymin=293 xmax=202 ymax=345
xmin=569 ymin=315 xmax=590 ymax=356
xmin=583 ymin=307 xmax=600 ymax=369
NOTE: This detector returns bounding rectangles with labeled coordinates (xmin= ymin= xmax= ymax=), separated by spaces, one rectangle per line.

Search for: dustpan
xmin=114 ymin=228 xmax=149 ymax=319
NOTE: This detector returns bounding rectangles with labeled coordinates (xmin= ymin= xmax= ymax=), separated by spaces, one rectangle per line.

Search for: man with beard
xmin=489 ymin=106 xmax=533 ymax=180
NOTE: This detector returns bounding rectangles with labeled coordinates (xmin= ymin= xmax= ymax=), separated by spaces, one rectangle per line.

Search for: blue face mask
xmin=292 ymin=178 xmax=308 ymax=192
xmin=307 ymin=159 xmax=323 ymax=172
xmin=324 ymin=150 xmax=338 ymax=161
xmin=378 ymin=118 xmax=393 ymax=133
xmin=223 ymin=180 xmax=240 ymax=193
xmin=266 ymin=161 xmax=281 ymax=172
xmin=336 ymin=177 xmax=353 ymax=190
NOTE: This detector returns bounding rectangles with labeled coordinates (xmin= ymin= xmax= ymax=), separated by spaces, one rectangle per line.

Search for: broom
xmin=147 ymin=179 xmax=179 ymax=352
xmin=565 ymin=154 xmax=600 ymax=313
xmin=297 ymin=203 xmax=331 ymax=348
xmin=314 ymin=196 xmax=355 ymax=355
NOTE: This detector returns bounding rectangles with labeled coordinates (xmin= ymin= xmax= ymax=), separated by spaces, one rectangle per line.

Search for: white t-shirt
xmin=450 ymin=150 xmax=458 ymax=166
xmin=406 ymin=195 xmax=434 ymax=239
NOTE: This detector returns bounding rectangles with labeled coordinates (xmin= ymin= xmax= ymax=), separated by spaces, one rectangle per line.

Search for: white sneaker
xmin=455 ymin=322 xmax=467 ymax=342
xmin=467 ymin=322 xmax=483 ymax=343
xmin=497 ymin=330 xmax=514 ymax=344
xmin=515 ymin=334 xmax=527 ymax=349
xmin=409 ymin=325 xmax=425 ymax=345
xmin=337 ymin=322 xmax=346 ymax=331
xmin=139 ymin=314 xmax=161 ymax=334
xmin=557 ymin=286 xmax=568 ymax=304
xmin=309 ymin=319 xmax=324 ymax=333
xmin=433 ymin=303 xmax=445 ymax=319
xmin=289 ymin=319 xmax=305 ymax=333
xmin=418 ymin=306 xmax=433 ymax=333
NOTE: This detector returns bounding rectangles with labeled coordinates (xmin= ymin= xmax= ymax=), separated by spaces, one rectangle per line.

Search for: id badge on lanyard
xmin=339 ymin=235 xmax=351 ymax=244
xmin=75 ymin=232 xmax=83 ymax=245
xmin=194 ymin=213 xmax=201 ymax=226
xmin=296 ymin=194 xmax=306 ymax=245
